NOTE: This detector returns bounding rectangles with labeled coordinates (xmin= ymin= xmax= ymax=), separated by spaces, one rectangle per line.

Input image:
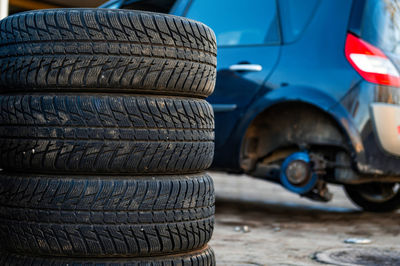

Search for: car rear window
xmin=278 ymin=0 xmax=319 ymax=43
xmin=360 ymin=0 xmax=400 ymax=55
xmin=185 ymin=0 xmax=280 ymax=46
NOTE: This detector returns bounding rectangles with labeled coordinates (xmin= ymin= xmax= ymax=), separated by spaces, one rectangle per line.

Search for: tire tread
xmin=0 ymin=9 xmax=217 ymax=97
xmin=0 ymin=174 xmax=215 ymax=256
xmin=0 ymin=95 xmax=215 ymax=174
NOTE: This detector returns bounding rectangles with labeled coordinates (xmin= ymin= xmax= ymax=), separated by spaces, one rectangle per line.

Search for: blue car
xmin=108 ymin=0 xmax=400 ymax=212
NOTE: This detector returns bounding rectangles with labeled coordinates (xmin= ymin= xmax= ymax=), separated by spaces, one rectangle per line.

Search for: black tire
xmin=0 ymin=94 xmax=214 ymax=174
xmin=344 ymin=183 xmax=400 ymax=212
xmin=0 ymin=173 xmax=215 ymax=257
xmin=0 ymin=246 xmax=215 ymax=266
xmin=0 ymin=9 xmax=217 ymax=98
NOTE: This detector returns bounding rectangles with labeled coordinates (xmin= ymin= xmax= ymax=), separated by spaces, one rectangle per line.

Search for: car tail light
xmin=345 ymin=33 xmax=400 ymax=87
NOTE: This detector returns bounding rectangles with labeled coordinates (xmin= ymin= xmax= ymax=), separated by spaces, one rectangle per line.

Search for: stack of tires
xmin=0 ymin=8 xmax=217 ymax=265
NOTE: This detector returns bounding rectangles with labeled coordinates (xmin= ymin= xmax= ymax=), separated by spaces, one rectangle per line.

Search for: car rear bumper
xmin=341 ymin=82 xmax=400 ymax=177
xmin=370 ymin=103 xmax=400 ymax=157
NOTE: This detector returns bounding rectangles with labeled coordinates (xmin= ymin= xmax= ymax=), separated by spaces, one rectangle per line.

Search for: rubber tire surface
xmin=344 ymin=184 xmax=400 ymax=212
xmin=0 ymin=8 xmax=217 ymax=98
xmin=0 ymin=173 xmax=214 ymax=257
xmin=0 ymin=94 xmax=214 ymax=174
xmin=0 ymin=246 xmax=215 ymax=266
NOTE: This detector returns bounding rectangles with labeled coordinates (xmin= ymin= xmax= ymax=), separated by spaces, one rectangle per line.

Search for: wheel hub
xmin=280 ymin=152 xmax=318 ymax=194
xmin=285 ymin=160 xmax=311 ymax=185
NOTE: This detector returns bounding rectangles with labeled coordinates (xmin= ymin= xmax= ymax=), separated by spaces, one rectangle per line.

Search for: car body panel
xmin=175 ymin=0 xmax=282 ymax=148
xmin=208 ymin=46 xmax=281 ymax=149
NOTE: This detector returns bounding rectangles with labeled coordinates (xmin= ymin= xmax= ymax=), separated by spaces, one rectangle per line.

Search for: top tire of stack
xmin=0 ymin=8 xmax=217 ymax=98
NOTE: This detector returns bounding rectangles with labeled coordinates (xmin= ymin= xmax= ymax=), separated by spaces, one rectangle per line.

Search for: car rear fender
xmin=230 ymin=86 xmax=367 ymax=168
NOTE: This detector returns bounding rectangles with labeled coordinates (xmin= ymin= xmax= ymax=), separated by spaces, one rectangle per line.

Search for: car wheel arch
xmin=239 ymin=100 xmax=351 ymax=170
xmin=215 ymin=86 xmax=366 ymax=173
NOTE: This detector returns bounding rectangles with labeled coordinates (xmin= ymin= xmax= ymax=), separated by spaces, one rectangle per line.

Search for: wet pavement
xmin=208 ymin=172 xmax=400 ymax=266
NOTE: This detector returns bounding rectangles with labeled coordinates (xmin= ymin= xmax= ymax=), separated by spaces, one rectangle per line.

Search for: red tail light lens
xmin=345 ymin=33 xmax=400 ymax=87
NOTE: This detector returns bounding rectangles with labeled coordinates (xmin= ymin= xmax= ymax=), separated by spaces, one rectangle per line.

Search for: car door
xmin=183 ymin=0 xmax=281 ymax=149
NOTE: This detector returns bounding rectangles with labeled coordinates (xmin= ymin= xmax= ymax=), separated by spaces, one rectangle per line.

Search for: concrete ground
xmin=208 ymin=172 xmax=400 ymax=266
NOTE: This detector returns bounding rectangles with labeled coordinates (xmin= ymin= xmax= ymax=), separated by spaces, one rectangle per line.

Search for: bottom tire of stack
xmin=0 ymin=246 xmax=215 ymax=266
xmin=0 ymin=173 xmax=214 ymax=257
